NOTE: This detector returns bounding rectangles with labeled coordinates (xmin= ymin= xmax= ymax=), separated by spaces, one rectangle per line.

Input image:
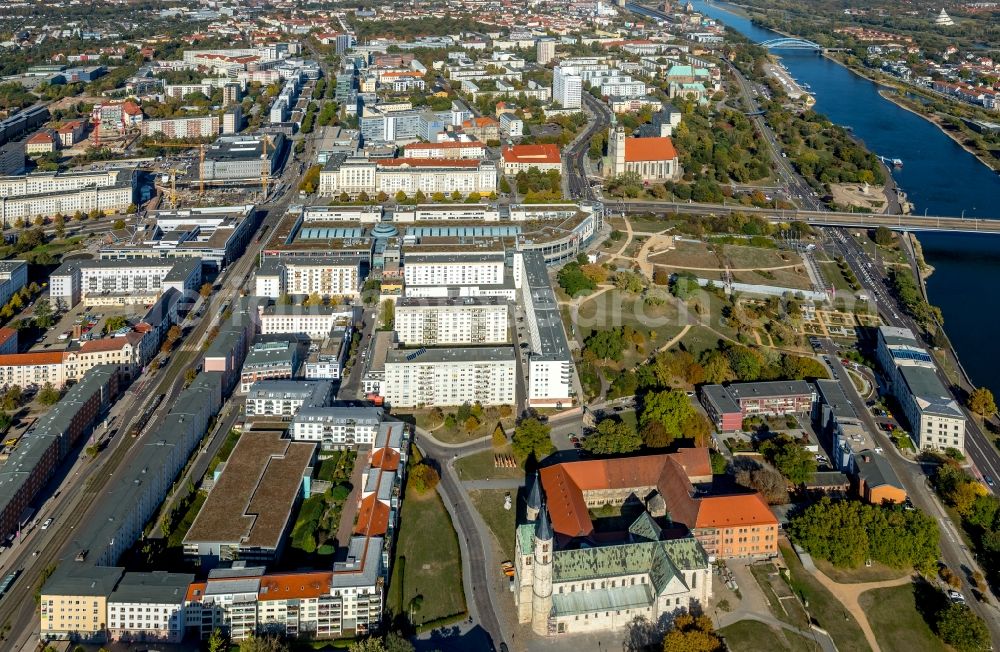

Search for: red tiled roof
xmin=354 ymin=494 xmax=390 ymax=537
xmin=624 ymin=137 xmax=678 ymax=162
xmin=0 ymin=352 xmax=64 ymax=366
xmin=501 ymin=143 xmax=561 ymax=164
xmin=257 ymin=571 xmax=332 ymax=601
xmin=539 ymin=449 xmax=776 ymax=539
xmin=27 ymin=131 xmax=55 ymax=144
xmin=0 ymin=327 xmax=16 ymax=347
xmin=370 ymin=447 xmax=400 ymax=472
xmin=77 ymin=332 xmax=142 ymax=353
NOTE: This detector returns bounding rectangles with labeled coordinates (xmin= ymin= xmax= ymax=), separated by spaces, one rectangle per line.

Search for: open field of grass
xmin=732 ymin=267 xmax=813 ymax=290
xmin=576 ymin=289 xmax=685 ymax=361
xmin=781 ymin=544 xmax=871 ymax=652
xmin=648 ymin=240 xmax=720 ymax=269
xmin=858 ymin=584 xmax=945 ymax=652
xmin=469 ymin=489 xmax=518 ymax=560
xmin=750 ymin=563 xmax=809 ymax=629
xmin=455 ymin=448 xmax=525 ymax=482
xmin=677 ymin=324 xmax=729 ymax=357
xmin=388 ymin=492 xmax=466 ymax=625
xmin=626 ymin=214 xmax=679 ymax=233
xmin=719 ymin=620 xmax=820 ymax=652
xmin=720 ymin=244 xmax=797 ymax=270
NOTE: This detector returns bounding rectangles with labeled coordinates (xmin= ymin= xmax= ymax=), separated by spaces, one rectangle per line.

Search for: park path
xmin=650 ymin=261 xmax=802 ymax=273
xmin=810 ymin=569 xmax=914 ymax=652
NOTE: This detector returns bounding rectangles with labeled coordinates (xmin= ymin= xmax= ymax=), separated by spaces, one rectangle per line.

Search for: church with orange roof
xmin=607 ymin=125 xmax=681 ymax=182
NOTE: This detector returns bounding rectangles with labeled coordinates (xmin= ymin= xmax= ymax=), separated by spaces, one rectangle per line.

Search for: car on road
xmin=947 ymin=589 xmax=966 ymax=604
xmin=986 ymin=476 xmax=995 ymax=488
xmin=41 ymin=517 xmax=53 ymax=530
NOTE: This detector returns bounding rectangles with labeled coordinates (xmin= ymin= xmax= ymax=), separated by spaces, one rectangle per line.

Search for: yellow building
xmin=40 ymin=565 xmax=124 ymax=642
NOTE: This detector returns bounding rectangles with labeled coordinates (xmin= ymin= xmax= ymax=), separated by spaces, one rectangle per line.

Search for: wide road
xmin=619 ymin=199 xmax=1000 ymax=232
xmin=0 ymin=129 xmax=311 ymax=648
xmin=564 ymin=93 xmax=612 ymax=201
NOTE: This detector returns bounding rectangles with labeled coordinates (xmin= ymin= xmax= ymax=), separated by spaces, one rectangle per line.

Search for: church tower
xmin=531 ymin=503 xmax=554 ymax=635
xmin=609 ymin=125 xmax=627 ymax=177
xmin=526 ymin=472 xmax=542 ymax=521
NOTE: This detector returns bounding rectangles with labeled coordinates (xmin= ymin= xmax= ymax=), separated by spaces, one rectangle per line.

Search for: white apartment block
xmin=0 ymin=260 xmax=28 ymax=306
xmin=107 ymin=573 xmax=192 ymax=644
xmin=50 ymin=258 xmax=201 ymax=309
xmin=141 ymin=116 xmax=220 ymax=139
xmin=383 ymin=347 xmax=516 ymax=408
xmin=516 ymin=251 xmax=575 ymax=408
xmin=290 ymin=406 xmax=383 ymax=448
xmin=536 ymin=39 xmax=556 ymax=65
xmin=0 ymin=169 xmax=135 ymax=226
xmin=0 ymin=352 xmax=66 ymax=387
xmin=259 ymin=305 xmax=355 ymax=340
xmin=245 ymin=380 xmax=331 ymax=419
xmin=319 ymin=157 xmax=497 ymax=198
xmin=395 ymin=297 xmax=509 ymax=346
xmin=401 ymin=141 xmax=486 ymax=160
xmin=876 ymin=326 xmax=966 ymax=451
xmin=256 ymin=258 xmax=362 ymax=299
xmin=403 ymin=252 xmax=504 ymax=287
xmin=553 ymin=66 xmax=582 ymax=109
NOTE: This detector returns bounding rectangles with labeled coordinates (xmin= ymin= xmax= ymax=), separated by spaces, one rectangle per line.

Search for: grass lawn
xmin=719 ymin=620 xmax=820 ymax=652
xmin=720 ymin=244 xmax=796 ymax=270
xmin=677 ymin=324 xmax=729 ymax=358
xmin=648 ymin=239 xmax=720 ymax=269
xmin=858 ymin=584 xmax=945 ymax=652
xmin=388 ymin=492 xmax=466 ymax=626
xmin=780 ymin=544 xmax=871 ymax=652
xmin=405 ymin=409 xmax=515 ymax=445
xmin=813 ymin=560 xmax=910 ymax=585
xmin=749 ymin=563 xmax=809 ymax=628
xmin=454 ymin=448 xmax=525 ymax=482
xmin=625 ymin=214 xmax=678 ymax=234
xmin=468 ymin=489 xmax=518 ymax=560
xmin=576 ymin=290 xmax=684 ymax=365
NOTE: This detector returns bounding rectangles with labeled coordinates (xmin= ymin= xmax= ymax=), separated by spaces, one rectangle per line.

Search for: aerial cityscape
xmin=0 ymin=0 xmax=996 ymax=650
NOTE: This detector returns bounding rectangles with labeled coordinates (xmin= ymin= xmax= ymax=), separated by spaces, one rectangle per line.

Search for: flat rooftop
xmin=184 ymin=431 xmax=315 ymax=550
xmin=386 ymin=346 xmax=515 ymax=365
xmin=521 ymin=250 xmax=571 ymax=362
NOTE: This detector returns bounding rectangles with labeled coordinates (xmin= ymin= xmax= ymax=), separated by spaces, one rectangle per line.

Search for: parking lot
xmin=29 ymin=301 xmax=151 ymax=351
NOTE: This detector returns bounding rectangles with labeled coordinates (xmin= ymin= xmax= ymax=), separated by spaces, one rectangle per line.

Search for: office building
xmin=201 ymin=134 xmax=285 ymax=182
xmin=319 ymin=155 xmax=497 ymax=198
xmin=876 ymin=326 xmax=966 ymax=450
xmin=700 ymin=381 xmax=817 ymax=431
xmin=395 ymin=297 xmax=508 ymax=346
xmin=183 ymin=431 xmax=316 ymax=567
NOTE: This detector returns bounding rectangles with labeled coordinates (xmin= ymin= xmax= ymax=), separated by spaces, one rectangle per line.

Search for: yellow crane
xmin=147 ymin=142 xmax=206 ymax=199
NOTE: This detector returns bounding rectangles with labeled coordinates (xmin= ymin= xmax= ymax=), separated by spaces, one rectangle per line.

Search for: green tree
xmin=37 ymin=382 xmax=61 ymax=406
xmin=759 ymin=434 xmax=816 ymax=485
xmin=583 ymin=419 xmax=642 ymax=455
xmin=936 ymin=603 xmax=991 ymax=652
xmin=499 ymin=176 xmax=511 ymax=194
xmin=967 ymin=387 xmax=996 ymax=418
xmin=613 ymin=271 xmax=644 ymax=294
xmin=409 ymin=463 xmax=440 ymax=494
xmin=33 ymin=298 xmax=54 ymax=328
xmin=1 ymin=385 xmax=22 ymax=411
xmin=199 ymin=282 xmax=213 ymax=299
xmin=556 ymin=262 xmax=596 ymax=296
xmin=640 ymin=390 xmax=695 ymax=443
xmin=873 ymin=226 xmax=894 ymax=247
xmin=584 ymin=328 xmax=627 ymax=363
xmin=102 ymin=315 xmax=129 ymax=334
xmin=207 ymin=628 xmax=228 ymax=652
xmin=238 ymin=633 xmax=290 ymax=652
xmin=512 ymin=417 xmax=554 ymax=462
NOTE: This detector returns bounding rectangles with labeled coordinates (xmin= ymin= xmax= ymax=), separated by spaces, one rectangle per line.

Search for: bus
xmin=0 ymin=570 xmax=21 ymax=597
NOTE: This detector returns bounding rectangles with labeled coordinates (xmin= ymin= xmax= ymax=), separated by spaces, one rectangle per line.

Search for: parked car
xmin=947 ymin=589 xmax=966 ymax=604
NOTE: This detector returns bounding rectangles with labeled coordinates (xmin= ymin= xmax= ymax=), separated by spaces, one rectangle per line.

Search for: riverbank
xmin=876 ymin=89 xmax=1000 ymax=173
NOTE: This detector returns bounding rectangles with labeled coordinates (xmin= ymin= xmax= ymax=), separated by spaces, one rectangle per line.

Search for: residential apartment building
xmin=107 ymin=572 xmax=194 ymax=643
xmin=0 ymin=168 xmax=136 ymax=226
xmin=700 ymin=381 xmax=817 ymax=431
xmin=255 ymin=257 xmax=362 ymax=299
xmin=401 ymin=141 xmax=486 ymax=160
xmin=0 ymin=260 xmax=27 ymax=306
xmin=50 ymin=258 xmax=201 ymax=309
xmin=536 ymin=39 xmax=556 ymax=65
xmin=403 ymin=252 xmax=504 ymax=287
xmin=239 ymin=341 xmax=300 ymax=393
xmin=258 ymin=304 xmax=355 ymax=340
xmin=319 ymin=155 xmax=497 ymax=198
xmin=244 ymin=380 xmax=331 ymax=419
xmin=394 ymin=297 xmax=508 ymax=346
xmin=290 ymin=406 xmax=384 ymax=448
xmin=383 ymin=346 xmax=516 ymax=407
xmin=40 ymin=565 xmax=124 ymax=641
xmin=876 ymin=326 xmax=966 ymax=451
xmin=516 ymin=251 xmax=575 ymax=408
xmin=553 ymin=65 xmax=582 ymax=109
xmin=140 ymin=115 xmax=220 ymax=139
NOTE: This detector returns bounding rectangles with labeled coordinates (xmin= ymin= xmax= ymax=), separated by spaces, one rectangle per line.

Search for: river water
xmin=691 ymin=0 xmax=1000 ymax=392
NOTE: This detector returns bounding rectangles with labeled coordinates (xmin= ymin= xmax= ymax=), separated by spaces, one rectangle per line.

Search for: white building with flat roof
xmin=0 ymin=168 xmax=135 ymax=226
xmin=50 ymin=258 xmax=201 ymax=309
xmin=258 ymin=304 xmax=355 ymax=340
xmin=403 ymin=252 xmax=504 ymax=287
xmin=395 ymin=296 xmax=509 ymax=346
xmin=245 ymin=380 xmax=332 ymax=419
xmin=553 ymin=66 xmax=582 ymax=109
xmin=383 ymin=346 xmax=516 ymax=407
xmin=256 ymin=257 xmax=362 ymax=299
xmin=290 ymin=406 xmax=384 ymax=448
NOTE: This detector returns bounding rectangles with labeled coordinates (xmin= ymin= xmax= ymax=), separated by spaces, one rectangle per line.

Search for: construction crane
xmin=146 ymin=142 xmax=206 ymax=198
